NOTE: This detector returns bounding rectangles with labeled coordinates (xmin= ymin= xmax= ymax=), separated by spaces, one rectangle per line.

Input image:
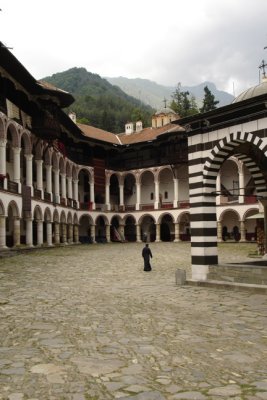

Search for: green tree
xmin=170 ymin=83 xmax=199 ymax=117
xmin=200 ymin=85 xmax=219 ymax=113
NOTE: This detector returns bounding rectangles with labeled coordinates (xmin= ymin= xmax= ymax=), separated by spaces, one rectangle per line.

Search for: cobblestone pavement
xmin=0 ymin=242 xmax=267 ymax=400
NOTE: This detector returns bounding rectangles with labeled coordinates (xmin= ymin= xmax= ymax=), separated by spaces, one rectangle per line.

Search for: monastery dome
xmin=154 ymin=107 xmax=176 ymax=115
xmin=233 ymin=77 xmax=267 ymax=103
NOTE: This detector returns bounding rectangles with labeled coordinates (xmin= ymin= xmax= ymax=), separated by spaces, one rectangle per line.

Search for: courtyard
xmin=0 ymin=241 xmax=267 ymax=400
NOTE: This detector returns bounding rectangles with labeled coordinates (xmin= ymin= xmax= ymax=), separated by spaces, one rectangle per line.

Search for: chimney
xmin=69 ymin=112 xmax=77 ymax=124
xmin=125 ymin=122 xmax=134 ymax=135
xmin=136 ymin=121 xmax=143 ymax=132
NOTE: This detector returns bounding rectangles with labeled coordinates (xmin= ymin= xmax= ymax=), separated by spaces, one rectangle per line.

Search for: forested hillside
xmin=42 ymin=68 xmax=155 ymax=133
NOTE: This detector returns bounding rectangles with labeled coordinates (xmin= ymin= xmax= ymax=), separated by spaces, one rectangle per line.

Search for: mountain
xmin=105 ymin=77 xmax=234 ymax=109
xmin=42 ymin=67 xmax=155 ymax=133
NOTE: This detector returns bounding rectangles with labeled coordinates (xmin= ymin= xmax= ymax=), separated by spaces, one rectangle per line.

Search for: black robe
xmin=142 ymin=246 xmax=152 ymax=271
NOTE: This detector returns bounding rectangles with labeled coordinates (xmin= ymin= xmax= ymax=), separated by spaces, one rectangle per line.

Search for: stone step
xmin=207 ymin=263 xmax=267 ymax=285
xmin=186 ymin=279 xmax=267 ymax=293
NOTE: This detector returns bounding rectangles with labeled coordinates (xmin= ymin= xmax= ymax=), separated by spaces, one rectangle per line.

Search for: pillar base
xmin=191 ymin=265 xmax=209 ymax=281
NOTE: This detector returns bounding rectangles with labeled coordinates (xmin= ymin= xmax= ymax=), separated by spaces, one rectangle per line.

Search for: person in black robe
xmin=142 ymin=243 xmax=152 ymax=271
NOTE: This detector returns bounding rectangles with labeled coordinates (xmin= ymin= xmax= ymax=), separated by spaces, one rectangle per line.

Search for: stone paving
xmin=0 ymin=241 xmax=267 ymax=400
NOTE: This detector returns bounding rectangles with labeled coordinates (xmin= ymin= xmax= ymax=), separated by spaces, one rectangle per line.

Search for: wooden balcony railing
xmin=7 ymin=180 xmax=18 ymax=194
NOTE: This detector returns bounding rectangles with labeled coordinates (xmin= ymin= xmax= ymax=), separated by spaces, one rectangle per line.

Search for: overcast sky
xmin=1 ymin=0 xmax=267 ymax=96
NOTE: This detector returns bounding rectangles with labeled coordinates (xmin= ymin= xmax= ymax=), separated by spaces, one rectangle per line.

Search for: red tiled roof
xmin=77 ymin=122 xmax=184 ymax=146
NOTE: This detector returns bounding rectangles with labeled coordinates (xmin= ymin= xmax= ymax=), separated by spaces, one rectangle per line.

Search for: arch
xmin=203 ymin=131 xmax=267 ymax=197
xmin=20 ymin=130 xmax=32 ymax=155
xmin=66 ymin=161 xmax=73 ymax=177
xmin=53 ymin=209 xmax=60 ymax=222
xmin=60 ymin=210 xmax=66 ymax=223
xmin=138 ymin=213 xmax=156 ymax=225
xmin=159 ymin=213 xmax=175 ymax=242
xmin=0 ymin=114 xmax=6 ymax=140
xmin=8 ymin=200 xmax=20 ymax=218
xmin=67 ymin=211 xmax=73 ymax=224
xmin=6 ymin=121 xmax=20 ymax=146
xmin=124 ymin=215 xmax=137 ymax=242
xmin=33 ymin=205 xmax=43 ymax=220
xmin=44 ymin=207 xmax=52 ymax=222
xmin=157 ymin=212 xmax=175 ymax=224
xmin=138 ymin=214 xmax=156 ymax=242
xmin=59 ymin=156 xmax=66 ymax=174
xmin=73 ymin=213 xmax=79 ymax=225
xmin=218 ymin=207 xmax=240 ymax=222
xmin=79 ymin=213 xmax=93 ymax=243
xmin=0 ymin=200 xmax=5 ymax=215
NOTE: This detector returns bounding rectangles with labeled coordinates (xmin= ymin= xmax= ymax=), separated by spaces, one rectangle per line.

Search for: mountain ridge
xmin=105 ymin=76 xmax=234 ymax=109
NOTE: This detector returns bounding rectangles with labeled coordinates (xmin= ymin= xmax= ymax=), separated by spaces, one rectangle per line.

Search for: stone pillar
xmin=174 ymin=222 xmax=181 ymax=242
xmin=0 ymin=215 xmax=7 ymax=249
xmin=105 ymin=224 xmax=111 ymax=243
xmin=155 ymin=223 xmax=161 ymax=242
xmin=25 ymin=218 xmax=33 ymax=247
xmin=13 ymin=147 xmax=21 ymax=192
xmin=37 ymin=221 xmax=43 ymax=246
xmin=105 ymin=182 xmax=111 ymax=211
xmin=46 ymin=222 xmax=53 ymax=246
xmin=61 ymin=173 xmax=67 ymax=203
xmin=118 ymin=224 xmax=125 ymax=241
xmin=74 ymin=224 xmax=80 ymax=243
xmin=68 ymin=224 xmax=73 ymax=244
xmin=45 ymin=165 xmax=52 ymax=195
xmin=62 ymin=223 xmax=67 ymax=244
xmin=154 ymin=179 xmax=159 ymax=209
xmin=73 ymin=179 xmax=79 ymax=204
xmin=13 ymin=217 xmax=20 ymax=247
xmin=53 ymin=169 xmax=60 ymax=204
xmin=119 ymin=184 xmax=124 ymax=208
xmin=217 ymin=220 xmax=223 ymax=242
xmin=36 ymin=159 xmax=43 ymax=194
xmin=0 ymin=139 xmax=6 ymax=175
xmin=136 ymin=182 xmax=141 ymax=211
xmin=0 ymin=139 xmax=7 ymax=189
xmin=54 ymin=222 xmax=60 ymax=245
xmin=25 ymin=154 xmax=33 ymax=188
xmin=240 ymin=220 xmax=246 ymax=242
xmin=239 ymin=170 xmax=245 ymax=204
xmin=67 ymin=176 xmax=73 ymax=199
xmin=90 ymin=179 xmax=95 ymax=210
xmin=173 ymin=178 xmax=179 ymax=208
xmin=136 ymin=223 xmax=141 ymax=242
xmin=91 ymin=224 xmax=96 ymax=243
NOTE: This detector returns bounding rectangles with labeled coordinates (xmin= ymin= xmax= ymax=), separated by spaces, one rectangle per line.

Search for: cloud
xmin=1 ymin=0 xmax=267 ymax=95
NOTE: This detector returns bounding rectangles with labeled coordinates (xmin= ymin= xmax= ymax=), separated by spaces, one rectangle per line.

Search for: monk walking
xmin=142 ymin=243 xmax=153 ymax=271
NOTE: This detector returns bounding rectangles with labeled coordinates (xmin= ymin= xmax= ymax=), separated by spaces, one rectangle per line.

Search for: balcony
xmin=7 ymin=180 xmax=18 ymax=194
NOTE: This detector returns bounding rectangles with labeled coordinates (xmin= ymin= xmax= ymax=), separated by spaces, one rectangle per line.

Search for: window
xmin=164 ymin=191 xmax=168 ymax=199
xmin=150 ymin=192 xmax=154 ymax=200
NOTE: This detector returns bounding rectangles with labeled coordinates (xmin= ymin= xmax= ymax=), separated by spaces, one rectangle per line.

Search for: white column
xmin=13 ymin=147 xmax=21 ymax=192
xmin=154 ymin=179 xmax=159 ymax=209
xmin=46 ymin=222 xmax=53 ymax=246
xmin=239 ymin=170 xmax=245 ymax=204
xmin=61 ymin=173 xmax=67 ymax=203
xmin=36 ymin=159 xmax=43 ymax=193
xmin=91 ymin=224 xmax=96 ymax=243
xmin=25 ymin=218 xmax=33 ymax=247
xmin=119 ymin=184 xmax=124 ymax=207
xmin=173 ymin=178 xmax=179 ymax=208
xmin=136 ymin=182 xmax=141 ymax=211
xmin=174 ymin=222 xmax=180 ymax=242
xmin=0 ymin=139 xmax=7 ymax=175
xmin=155 ymin=223 xmax=161 ymax=242
xmin=105 ymin=224 xmax=111 ymax=242
xmin=105 ymin=182 xmax=111 ymax=211
xmin=67 ymin=176 xmax=73 ymax=199
xmin=136 ymin=224 xmax=141 ymax=242
xmin=74 ymin=224 xmax=80 ymax=243
xmin=90 ymin=179 xmax=95 ymax=210
xmin=37 ymin=221 xmax=43 ymax=246
xmin=53 ymin=169 xmax=60 ymax=203
xmin=54 ymin=222 xmax=60 ymax=244
xmin=13 ymin=218 xmax=20 ymax=247
xmin=68 ymin=224 xmax=73 ymax=244
xmin=217 ymin=220 xmax=223 ymax=242
xmin=73 ymin=179 xmax=79 ymax=207
xmin=240 ymin=220 xmax=246 ymax=242
xmin=45 ymin=165 xmax=52 ymax=195
xmin=25 ymin=154 xmax=33 ymax=194
xmin=0 ymin=215 xmax=7 ymax=249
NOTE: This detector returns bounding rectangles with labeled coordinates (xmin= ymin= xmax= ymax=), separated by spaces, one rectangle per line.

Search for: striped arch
xmin=203 ymin=131 xmax=267 ymax=197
